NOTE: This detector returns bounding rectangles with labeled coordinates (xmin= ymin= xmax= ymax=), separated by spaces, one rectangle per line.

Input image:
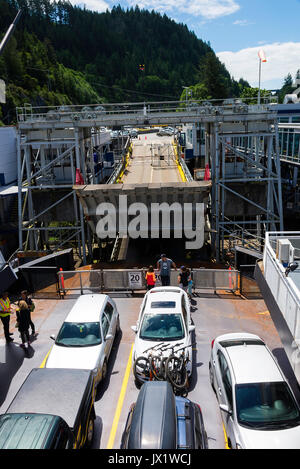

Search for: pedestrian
xmin=20 ymin=290 xmax=36 ymax=337
xmin=178 ymin=266 xmax=190 ymax=293
xmin=16 ymin=300 xmax=31 ymax=349
xmin=0 ymin=291 xmax=14 ymax=343
xmin=156 ymin=254 xmax=176 ymax=286
xmin=187 ymin=268 xmax=193 ymax=299
xmin=145 ymin=265 xmax=156 ymax=290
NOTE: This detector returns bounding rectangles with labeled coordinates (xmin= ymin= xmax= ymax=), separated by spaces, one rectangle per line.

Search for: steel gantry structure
xmin=16 ymin=97 xmax=283 ymax=263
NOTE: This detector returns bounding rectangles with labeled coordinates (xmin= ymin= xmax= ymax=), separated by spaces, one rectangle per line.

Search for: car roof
xmin=6 ymin=368 xmax=94 ymax=429
xmin=65 ymin=294 xmax=108 ymax=323
xmin=144 ymin=288 xmax=183 ymax=314
xmin=0 ymin=414 xmax=61 ymax=449
xmin=224 ymin=343 xmax=283 ymax=384
xmin=128 ymin=381 xmax=177 ymax=449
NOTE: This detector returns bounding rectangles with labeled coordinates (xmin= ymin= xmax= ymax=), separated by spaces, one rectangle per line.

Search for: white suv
xmin=209 ymin=332 xmax=300 ymax=449
xmin=131 ymin=287 xmax=195 ymax=377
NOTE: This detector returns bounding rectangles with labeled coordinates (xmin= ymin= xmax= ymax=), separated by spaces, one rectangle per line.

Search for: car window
xmin=104 ymin=302 xmax=114 ymax=322
xmin=223 ymin=367 xmax=233 ymax=408
xmin=55 ymin=322 xmax=101 ymax=347
xmin=151 ymin=301 xmax=176 ymax=308
xmin=217 ymin=350 xmax=227 ymax=375
xmin=101 ymin=313 xmax=110 ymax=338
xmin=181 ymin=296 xmax=188 ymax=329
xmin=194 ymin=405 xmax=205 ymax=449
xmin=139 ymin=313 xmax=184 ymax=341
xmin=218 ymin=351 xmax=233 ymax=408
xmin=236 ymin=381 xmax=300 ymax=430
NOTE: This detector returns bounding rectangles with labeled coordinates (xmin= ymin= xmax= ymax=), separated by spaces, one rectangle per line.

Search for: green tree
xmin=240 ymin=87 xmax=270 ymax=104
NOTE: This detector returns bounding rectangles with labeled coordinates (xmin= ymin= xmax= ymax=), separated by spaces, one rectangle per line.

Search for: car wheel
xmin=102 ymin=359 xmax=108 ymax=382
xmin=85 ymin=416 xmax=95 ymax=448
xmin=116 ymin=316 xmax=121 ymax=335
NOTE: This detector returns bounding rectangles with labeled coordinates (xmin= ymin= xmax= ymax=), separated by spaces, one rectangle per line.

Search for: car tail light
xmin=211 ymin=339 xmax=215 ymax=348
xmin=196 ymin=404 xmax=202 ymax=412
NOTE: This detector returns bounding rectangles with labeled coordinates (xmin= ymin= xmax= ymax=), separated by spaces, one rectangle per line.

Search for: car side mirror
xmin=189 ymin=325 xmax=196 ymax=333
xmin=131 ymin=325 xmax=138 ymax=333
xmin=106 ymin=333 xmax=113 ymax=341
xmin=219 ymin=404 xmax=232 ymax=415
xmin=50 ymin=334 xmax=56 ymax=341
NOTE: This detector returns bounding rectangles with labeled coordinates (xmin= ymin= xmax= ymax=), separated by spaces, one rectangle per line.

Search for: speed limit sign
xmin=128 ymin=271 xmax=143 ymax=289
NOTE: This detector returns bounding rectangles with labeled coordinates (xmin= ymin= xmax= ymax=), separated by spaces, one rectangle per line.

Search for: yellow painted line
xmin=106 ymin=343 xmax=134 ymax=449
xmin=222 ymin=423 xmax=230 ymax=449
xmin=39 ymin=347 xmax=52 ymax=368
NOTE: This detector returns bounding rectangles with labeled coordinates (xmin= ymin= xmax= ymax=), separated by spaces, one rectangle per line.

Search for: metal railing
xmin=57 ymin=267 xmax=239 ymax=296
xmin=263 ymin=232 xmax=300 ymax=337
xmin=16 ymin=97 xmax=278 ymax=125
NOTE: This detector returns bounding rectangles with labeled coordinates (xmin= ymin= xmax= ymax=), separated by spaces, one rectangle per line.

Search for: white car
xmin=131 ymin=287 xmax=195 ymax=377
xmin=209 ymin=332 xmax=300 ymax=449
xmin=46 ymin=294 xmax=120 ymax=385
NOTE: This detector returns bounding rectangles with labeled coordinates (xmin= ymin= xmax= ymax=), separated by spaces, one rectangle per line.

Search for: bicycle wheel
xmin=150 ymin=356 xmax=166 ymax=381
xmin=134 ymin=356 xmax=151 ymax=383
xmin=166 ymin=355 xmax=188 ymax=390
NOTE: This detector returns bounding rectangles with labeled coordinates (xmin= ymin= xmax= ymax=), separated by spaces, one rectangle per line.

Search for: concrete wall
xmin=0 ymin=126 xmax=17 ymax=186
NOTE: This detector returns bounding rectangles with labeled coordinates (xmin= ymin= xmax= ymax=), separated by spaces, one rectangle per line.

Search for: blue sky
xmin=70 ymin=0 xmax=300 ymax=90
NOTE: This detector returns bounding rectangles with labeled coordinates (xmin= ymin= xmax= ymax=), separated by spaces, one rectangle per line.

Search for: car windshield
xmin=235 ymin=382 xmax=300 ymax=430
xmin=139 ymin=313 xmax=184 ymax=341
xmin=151 ymin=301 xmax=176 ymax=308
xmin=55 ymin=322 xmax=101 ymax=347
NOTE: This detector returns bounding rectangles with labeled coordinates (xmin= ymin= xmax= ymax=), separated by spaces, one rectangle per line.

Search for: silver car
xmin=209 ymin=332 xmax=300 ymax=449
xmin=46 ymin=294 xmax=120 ymax=386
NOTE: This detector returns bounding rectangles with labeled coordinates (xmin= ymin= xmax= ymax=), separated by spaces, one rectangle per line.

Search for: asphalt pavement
xmin=0 ymin=290 xmax=294 ymax=449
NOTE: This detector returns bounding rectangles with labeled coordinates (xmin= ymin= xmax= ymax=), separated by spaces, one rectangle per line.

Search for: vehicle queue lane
xmin=0 ymin=291 xmax=293 ymax=450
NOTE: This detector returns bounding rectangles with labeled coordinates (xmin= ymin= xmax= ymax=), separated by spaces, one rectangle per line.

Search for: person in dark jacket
xmin=16 ymin=300 xmax=31 ymax=349
xmin=178 ymin=266 xmax=191 ymax=293
xmin=20 ymin=290 xmax=36 ymax=336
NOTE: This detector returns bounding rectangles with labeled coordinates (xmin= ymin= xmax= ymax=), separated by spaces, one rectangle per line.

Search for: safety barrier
xmin=57 ymin=268 xmax=239 ymax=297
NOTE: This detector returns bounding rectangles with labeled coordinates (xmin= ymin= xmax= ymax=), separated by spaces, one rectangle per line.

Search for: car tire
xmin=116 ymin=316 xmax=121 ymax=335
xmin=85 ymin=415 xmax=95 ymax=448
xmin=102 ymin=359 xmax=108 ymax=382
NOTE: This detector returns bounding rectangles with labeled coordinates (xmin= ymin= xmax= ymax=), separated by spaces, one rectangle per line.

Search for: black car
xmin=121 ymin=381 xmax=208 ymax=449
xmin=0 ymin=368 xmax=96 ymax=449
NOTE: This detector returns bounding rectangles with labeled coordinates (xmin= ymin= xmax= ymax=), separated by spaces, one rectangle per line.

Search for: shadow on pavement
xmin=0 ymin=343 xmax=25 ymax=407
xmin=273 ymin=347 xmax=300 ymax=401
xmin=95 ymin=329 xmax=123 ymax=401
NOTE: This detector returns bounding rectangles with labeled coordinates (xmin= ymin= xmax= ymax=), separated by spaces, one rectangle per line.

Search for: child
xmin=16 ymin=300 xmax=31 ymax=349
xmin=145 ymin=265 xmax=156 ymax=290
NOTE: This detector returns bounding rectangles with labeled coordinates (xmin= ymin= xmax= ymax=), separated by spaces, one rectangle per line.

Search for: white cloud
xmin=217 ymin=42 xmax=300 ymax=88
xmin=56 ymin=0 xmax=110 ymax=12
xmin=233 ymin=19 xmax=253 ymax=26
xmin=127 ymin=0 xmax=240 ymax=19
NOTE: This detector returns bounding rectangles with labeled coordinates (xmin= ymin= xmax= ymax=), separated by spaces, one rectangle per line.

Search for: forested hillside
xmin=0 ymin=0 xmax=246 ymax=124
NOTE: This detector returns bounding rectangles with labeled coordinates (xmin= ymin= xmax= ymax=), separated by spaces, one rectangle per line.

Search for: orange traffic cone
xmin=59 ymin=267 xmax=66 ymax=296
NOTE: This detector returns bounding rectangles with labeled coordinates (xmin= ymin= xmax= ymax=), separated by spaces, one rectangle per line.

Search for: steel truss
xmin=17 ymin=126 xmax=99 ymax=264
xmin=210 ymin=123 xmax=284 ymax=261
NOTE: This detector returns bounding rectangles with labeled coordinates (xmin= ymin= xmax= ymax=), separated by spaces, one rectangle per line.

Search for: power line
xmin=88 ymin=79 xmax=179 ymax=100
